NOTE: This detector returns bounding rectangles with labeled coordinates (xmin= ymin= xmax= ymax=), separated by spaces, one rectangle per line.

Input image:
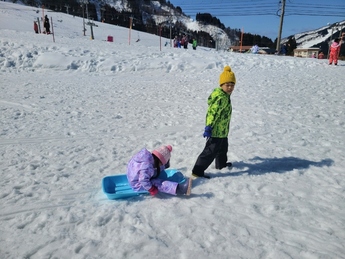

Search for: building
xmin=293 ymin=48 xmax=320 ymax=58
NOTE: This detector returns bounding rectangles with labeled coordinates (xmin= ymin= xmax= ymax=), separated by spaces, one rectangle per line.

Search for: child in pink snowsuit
xmin=127 ymin=145 xmax=191 ymax=196
xmin=329 ymin=38 xmax=341 ymax=65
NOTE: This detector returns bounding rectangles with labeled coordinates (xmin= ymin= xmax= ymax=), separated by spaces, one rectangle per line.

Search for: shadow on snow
xmin=214 ymin=156 xmax=334 ymax=178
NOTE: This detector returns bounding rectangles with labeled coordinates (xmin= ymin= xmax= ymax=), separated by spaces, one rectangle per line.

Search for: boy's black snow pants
xmin=192 ymin=137 xmax=228 ymax=176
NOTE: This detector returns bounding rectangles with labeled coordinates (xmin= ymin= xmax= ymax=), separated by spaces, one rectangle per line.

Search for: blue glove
xmin=203 ymin=126 xmax=212 ymax=138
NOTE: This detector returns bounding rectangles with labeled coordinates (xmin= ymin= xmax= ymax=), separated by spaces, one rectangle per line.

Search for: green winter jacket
xmin=205 ymin=87 xmax=232 ymax=138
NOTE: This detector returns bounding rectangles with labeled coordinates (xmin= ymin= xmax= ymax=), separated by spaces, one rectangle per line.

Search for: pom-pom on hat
xmin=219 ymin=66 xmax=236 ymax=85
xmin=152 ymin=145 xmax=172 ymax=165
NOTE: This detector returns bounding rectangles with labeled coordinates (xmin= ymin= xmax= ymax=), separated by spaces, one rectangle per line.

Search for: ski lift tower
xmin=80 ymin=0 xmax=89 ymax=36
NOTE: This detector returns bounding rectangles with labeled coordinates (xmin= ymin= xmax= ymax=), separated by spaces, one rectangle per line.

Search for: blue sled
xmin=102 ymin=169 xmax=186 ymax=200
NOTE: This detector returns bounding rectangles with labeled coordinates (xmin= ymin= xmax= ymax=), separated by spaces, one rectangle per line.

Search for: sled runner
xmin=102 ymin=168 xmax=187 ymax=200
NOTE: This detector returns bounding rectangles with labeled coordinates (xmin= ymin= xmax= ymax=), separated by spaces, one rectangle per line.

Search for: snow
xmin=1 ymin=2 xmax=345 ymax=258
xmin=143 ymin=0 xmax=232 ymax=48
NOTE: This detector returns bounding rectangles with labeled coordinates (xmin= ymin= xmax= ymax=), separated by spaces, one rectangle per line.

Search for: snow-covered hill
xmin=283 ymin=20 xmax=345 ymax=49
xmin=4 ymin=0 xmax=233 ymax=48
xmin=89 ymin=0 xmax=345 ymax=51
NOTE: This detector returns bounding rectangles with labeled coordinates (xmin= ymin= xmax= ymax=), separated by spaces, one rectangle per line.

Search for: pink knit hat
xmin=152 ymin=145 xmax=172 ymax=165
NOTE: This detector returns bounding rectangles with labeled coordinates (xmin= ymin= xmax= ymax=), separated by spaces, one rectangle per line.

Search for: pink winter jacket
xmin=330 ymin=42 xmax=341 ymax=55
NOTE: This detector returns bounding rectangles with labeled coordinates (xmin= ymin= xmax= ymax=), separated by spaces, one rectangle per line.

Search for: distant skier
xmin=44 ymin=15 xmax=50 ymax=34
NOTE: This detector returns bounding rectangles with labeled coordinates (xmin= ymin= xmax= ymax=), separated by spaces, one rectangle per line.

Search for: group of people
xmin=173 ymin=35 xmax=197 ymax=50
xmin=33 ymin=15 xmax=51 ymax=34
xmin=127 ymin=66 xmax=236 ymax=197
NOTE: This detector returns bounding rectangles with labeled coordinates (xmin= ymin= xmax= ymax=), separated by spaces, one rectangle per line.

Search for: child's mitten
xmin=148 ymin=186 xmax=158 ymax=196
xmin=203 ymin=126 xmax=212 ymax=138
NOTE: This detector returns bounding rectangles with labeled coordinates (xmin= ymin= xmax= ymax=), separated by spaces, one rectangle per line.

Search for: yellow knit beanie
xmin=219 ymin=66 xmax=236 ymax=85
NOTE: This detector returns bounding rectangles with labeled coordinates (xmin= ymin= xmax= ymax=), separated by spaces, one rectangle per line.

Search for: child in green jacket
xmin=192 ymin=66 xmax=236 ymax=179
xmin=192 ymin=39 xmax=197 ymax=50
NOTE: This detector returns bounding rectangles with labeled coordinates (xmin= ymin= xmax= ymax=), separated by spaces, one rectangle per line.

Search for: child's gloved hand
xmin=148 ymin=186 xmax=158 ymax=196
xmin=203 ymin=126 xmax=212 ymax=138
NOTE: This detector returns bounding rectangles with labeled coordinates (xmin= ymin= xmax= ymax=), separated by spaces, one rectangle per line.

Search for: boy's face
xmin=221 ymin=82 xmax=235 ymax=95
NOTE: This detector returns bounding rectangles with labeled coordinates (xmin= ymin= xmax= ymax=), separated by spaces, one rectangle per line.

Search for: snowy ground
xmin=1 ymin=2 xmax=345 ymax=259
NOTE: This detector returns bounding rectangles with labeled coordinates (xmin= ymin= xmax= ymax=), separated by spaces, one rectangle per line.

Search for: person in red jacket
xmin=329 ymin=38 xmax=341 ymax=65
xmin=34 ymin=21 xmax=38 ymax=34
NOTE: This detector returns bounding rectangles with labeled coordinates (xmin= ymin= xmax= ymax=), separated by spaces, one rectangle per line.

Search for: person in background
xmin=318 ymin=51 xmax=324 ymax=59
xmin=280 ymin=44 xmax=287 ymax=55
xmin=192 ymin=38 xmax=197 ymax=50
xmin=34 ymin=21 xmax=38 ymax=34
xmin=127 ymin=145 xmax=192 ymax=196
xmin=44 ymin=15 xmax=50 ymax=34
xmin=329 ymin=38 xmax=342 ymax=65
xmin=192 ymin=66 xmax=236 ymax=179
xmin=251 ymin=44 xmax=259 ymax=54
xmin=173 ymin=36 xmax=178 ymax=48
xmin=182 ymin=35 xmax=188 ymax=49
